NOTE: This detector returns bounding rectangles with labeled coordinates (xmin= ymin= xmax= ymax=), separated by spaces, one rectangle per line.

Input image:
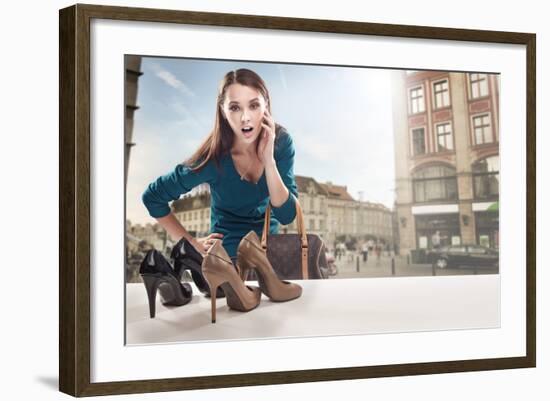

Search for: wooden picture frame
xmin=59 ymin=3 xmax=536 ymax=397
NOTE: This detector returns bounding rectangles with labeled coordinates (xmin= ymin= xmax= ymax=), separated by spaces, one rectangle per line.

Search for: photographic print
xmin=60 ymin=4 xmax=533 ymax=395
xmin=124 ymin=57 xmax=500 ymax=344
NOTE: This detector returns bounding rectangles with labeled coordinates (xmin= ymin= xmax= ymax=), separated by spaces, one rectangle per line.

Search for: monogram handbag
xmin=261 ymin=198 xmax=328 ymax=279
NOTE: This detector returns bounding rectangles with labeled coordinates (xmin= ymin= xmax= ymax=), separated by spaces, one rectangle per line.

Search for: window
xmin=413 ymin=165 xmax=458 ymax=203
xmin=433 ymin=80 xmax=450 ymax=108
xmin=409 ymin=86 xmax=425 ymax=114
xmin=415 ymin=214 xmax=460 ymax=248
xmin=473 ymin=155 xmax=499 ymax=200
xmin=469 ymin=73 xmax=489 ymax=99
xmin=412 ymin=128 xmax=426 ymax=156
xmin=473 ymin=114 xmax=492 ymax=145
xmin=310 ymin=197 xmax=314 ymax=212
xmin=310 ymin=219 xmax=315 ymax=230
xmin=436 ymin=123 xmax=453 ymax=151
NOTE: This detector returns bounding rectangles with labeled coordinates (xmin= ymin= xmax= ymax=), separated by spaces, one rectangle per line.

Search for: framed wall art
xmin=59 ymin=3 xmax=536 ymax=397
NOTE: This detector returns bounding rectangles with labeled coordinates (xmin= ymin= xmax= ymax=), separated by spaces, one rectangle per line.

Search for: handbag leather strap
xmin=261 ymin=194 xmax=309 ymax=279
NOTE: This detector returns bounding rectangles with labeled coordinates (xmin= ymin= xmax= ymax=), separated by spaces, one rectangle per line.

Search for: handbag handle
xmin=261 ymin=194 xmax=309 ymax=279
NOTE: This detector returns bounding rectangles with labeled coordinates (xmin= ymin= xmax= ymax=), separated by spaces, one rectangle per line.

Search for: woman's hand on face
xmin=258 ymin=109 xmax=276 ymax=166
xmin=192 ymin=233 xmax=224 ymax=256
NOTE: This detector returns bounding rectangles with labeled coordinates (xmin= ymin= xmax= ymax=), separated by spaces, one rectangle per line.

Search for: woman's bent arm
xmin=142 ymin=162 xmax=216 ymax=218
xmin=141 ymin=161 xmax=218 ymax=254
xmin=265 ymin=161 xmax=289 ymax=207
xmin=155 ymin=213 xmax=221 ymax=255
xmin=266 ymin=131 xmax=298 ymax=224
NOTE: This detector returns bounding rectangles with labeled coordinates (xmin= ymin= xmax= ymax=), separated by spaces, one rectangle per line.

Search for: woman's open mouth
xmin=241 ymin=126 xmax=254 ymax=138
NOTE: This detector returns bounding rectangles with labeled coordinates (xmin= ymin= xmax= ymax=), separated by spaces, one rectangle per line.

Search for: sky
xmin=126 ymin=57 xmax=396 ymax=225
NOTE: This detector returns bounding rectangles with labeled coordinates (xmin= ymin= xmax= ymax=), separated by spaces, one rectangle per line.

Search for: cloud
xmin=150 ymin=63 xmax=196 ymax=97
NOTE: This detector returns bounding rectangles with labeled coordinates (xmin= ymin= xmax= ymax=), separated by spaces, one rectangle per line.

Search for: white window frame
xmin=471 ymin=112 xmax=493 ymax=145
xmin=410 ymin=126 xmax=427 ymax=156
xmin=408 ymin=85 xmax=425 ymax=114
xmin=435 ymin=121 xmax=454 ymax=152
xmin=468 ymin=73 xmax=489 ymax=99
xmin=432 ymin=78 xmax=451 ymax=109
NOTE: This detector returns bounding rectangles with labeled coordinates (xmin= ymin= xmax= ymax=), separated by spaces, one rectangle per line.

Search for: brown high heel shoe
xmin=237 ymin=231 xmax=302 ymax=302
xmin=201 ymin=239 xmax=261 ymax=323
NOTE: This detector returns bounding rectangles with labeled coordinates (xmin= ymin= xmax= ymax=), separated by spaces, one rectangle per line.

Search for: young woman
xmin=142 ymin=68 xmax=298 ymax=264
xmin=140 ymin=68 xmax=304 ymax=321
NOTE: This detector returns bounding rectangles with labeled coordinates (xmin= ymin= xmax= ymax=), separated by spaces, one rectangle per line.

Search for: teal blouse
xmin=142 ymin=130 xmax=298 ymax=258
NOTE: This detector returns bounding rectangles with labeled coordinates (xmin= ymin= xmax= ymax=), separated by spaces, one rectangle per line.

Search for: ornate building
xmin=292 ymin=176 xmax=328 ymax=237
xmin=391 ymin=70 xmax=500 ymax=256
xmin=172 ymin=191 xmax=212 ymax=237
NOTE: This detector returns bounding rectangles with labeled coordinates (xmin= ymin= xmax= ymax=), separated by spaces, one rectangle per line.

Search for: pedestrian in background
xmin=362 ymin=242 xmax=369 ymax=263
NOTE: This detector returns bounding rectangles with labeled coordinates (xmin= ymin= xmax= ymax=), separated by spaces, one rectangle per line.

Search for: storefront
xmin=414 ymin=213 xmax=461 ymax=249
xmin=473 ymin=202 xmax=499 ymax=249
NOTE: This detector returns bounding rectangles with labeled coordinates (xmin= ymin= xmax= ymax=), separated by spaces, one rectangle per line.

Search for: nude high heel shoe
xmin=237 ymin=231 xmax=302 ymax=302
xmin=201 ymin=239 xmax=261 ymax=323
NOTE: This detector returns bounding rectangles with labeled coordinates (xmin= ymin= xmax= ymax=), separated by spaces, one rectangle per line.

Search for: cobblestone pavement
xmin=328 ymin=252 xmax=499 ymax=279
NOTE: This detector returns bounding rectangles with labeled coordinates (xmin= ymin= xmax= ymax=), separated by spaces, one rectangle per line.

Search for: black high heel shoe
xmin=140 ymin=249 xmax=192 ymax=318
xmin=171 ymin=237 xmax=225 ymax=298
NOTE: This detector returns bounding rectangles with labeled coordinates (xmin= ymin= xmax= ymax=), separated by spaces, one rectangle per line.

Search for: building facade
xmin=127 ymin=221 xmax=171 ymax=252
xmin=391 ymin=70 xmax=500 ymax=256
xmin=124 ymin=55 xmax=142 ymax=191
xmin=172 ymin=188 xmax=211 ymax=238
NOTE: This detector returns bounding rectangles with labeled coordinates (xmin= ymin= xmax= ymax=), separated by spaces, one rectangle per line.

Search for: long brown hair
xmin=185 ymin=68 xmax=285 ymax=171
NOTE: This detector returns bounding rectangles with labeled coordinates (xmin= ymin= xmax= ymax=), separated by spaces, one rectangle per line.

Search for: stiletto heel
xmin=239 ymin=264 xmax=250 ymax=281
xmin=201 ymin=240 xmax=261 ymax=323
xmin=171 ymin=238 xmax=225 ymax=298
xmin=140 ymin=250 xmax=193 ymax=318
xmin=142 ymin=275 xmax=160 ymax=318
xmin=237 ymin=231 xmax=302 ymax=302
xmin=210 ymin=285 xmax=218 ymax=323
